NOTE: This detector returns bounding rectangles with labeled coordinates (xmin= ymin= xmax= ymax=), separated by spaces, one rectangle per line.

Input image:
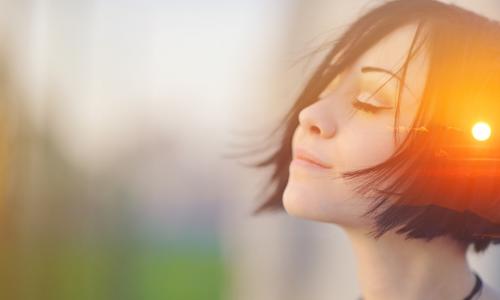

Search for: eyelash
xmin=351 ymin=98 xmax=383 ymax=114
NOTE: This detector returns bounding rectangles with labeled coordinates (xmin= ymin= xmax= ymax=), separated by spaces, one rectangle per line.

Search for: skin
xmin=283 ymin=23 xmax=500 ymax=300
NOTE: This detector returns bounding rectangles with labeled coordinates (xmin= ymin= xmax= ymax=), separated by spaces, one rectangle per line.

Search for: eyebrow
xmin=360 ymin=66 xmax=416 ymax=99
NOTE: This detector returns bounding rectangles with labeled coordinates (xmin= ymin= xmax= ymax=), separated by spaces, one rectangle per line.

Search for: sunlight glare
xmin=472 ymin=122 xmax=491 ymax=141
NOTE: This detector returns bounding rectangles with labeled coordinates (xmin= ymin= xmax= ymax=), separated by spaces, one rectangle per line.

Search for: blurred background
xmin=0 ymin=0 xmax=499 ymax=299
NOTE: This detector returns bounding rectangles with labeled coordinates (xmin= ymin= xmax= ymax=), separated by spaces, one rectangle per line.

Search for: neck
xmin=344 ymin=226 xmax=477 ymax=300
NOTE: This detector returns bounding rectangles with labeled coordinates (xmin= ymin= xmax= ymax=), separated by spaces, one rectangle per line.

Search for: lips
xmin=293 ymin=148 xmax=333 ymax=169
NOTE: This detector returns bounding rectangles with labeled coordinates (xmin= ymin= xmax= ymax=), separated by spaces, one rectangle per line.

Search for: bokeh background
xmin=0 ymin=0 xmax=499 ymax=299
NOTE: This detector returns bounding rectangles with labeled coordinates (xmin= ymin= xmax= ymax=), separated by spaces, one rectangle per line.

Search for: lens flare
xmin=471 ymin=122 xmax=491 ymax=141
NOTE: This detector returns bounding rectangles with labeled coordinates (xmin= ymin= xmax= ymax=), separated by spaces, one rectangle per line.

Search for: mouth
xmin=293 ymin=148 xmax=333 ymax=169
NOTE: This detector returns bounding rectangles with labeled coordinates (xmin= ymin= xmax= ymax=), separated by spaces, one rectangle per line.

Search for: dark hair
xmin=243 ymin=0 xmax=500 ymax=253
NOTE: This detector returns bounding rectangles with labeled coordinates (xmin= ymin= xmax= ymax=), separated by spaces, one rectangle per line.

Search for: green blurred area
xmin=138 ymin=242 xmax=228 ymax=300
xmin=0 ymin=240 xmax=227 ymax=300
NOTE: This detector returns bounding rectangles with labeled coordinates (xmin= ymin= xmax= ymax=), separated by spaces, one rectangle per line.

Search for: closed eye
xmin=352 ymin=98 xmax=393 ymax=114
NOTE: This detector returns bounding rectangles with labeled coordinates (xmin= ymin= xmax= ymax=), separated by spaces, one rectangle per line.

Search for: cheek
xmin=337 ymin=115 xmax=398 ymax=171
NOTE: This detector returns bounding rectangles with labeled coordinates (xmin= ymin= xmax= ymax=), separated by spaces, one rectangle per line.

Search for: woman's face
xmin=283 ymin=23 xmax=429 ymax=228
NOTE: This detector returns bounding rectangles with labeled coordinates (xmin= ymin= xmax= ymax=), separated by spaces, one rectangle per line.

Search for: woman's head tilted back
xmin=252 ymin=0 xmax=500 ymax=253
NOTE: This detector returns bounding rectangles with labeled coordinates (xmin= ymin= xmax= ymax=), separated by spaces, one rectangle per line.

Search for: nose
xmin=298 ymin=100 xmax=337 ymax=139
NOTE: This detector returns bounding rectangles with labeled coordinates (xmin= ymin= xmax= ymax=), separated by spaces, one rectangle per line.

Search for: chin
xmin=283 ymin=184 xmax=337 ymax=223
xmin=282 ymin=183 xmax=373 ymax=228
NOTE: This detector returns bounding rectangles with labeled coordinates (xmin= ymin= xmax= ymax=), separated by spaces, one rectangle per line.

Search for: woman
xmin=249 ymin=1 xmax=500 ymax=299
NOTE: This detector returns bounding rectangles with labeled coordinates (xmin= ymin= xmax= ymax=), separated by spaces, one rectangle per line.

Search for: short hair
xmin=247 ymin=0 xmax=500 ymax=253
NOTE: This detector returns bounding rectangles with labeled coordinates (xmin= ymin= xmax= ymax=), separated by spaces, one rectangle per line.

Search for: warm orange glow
xmin=471 ymin=122 xmax=491 ymax=141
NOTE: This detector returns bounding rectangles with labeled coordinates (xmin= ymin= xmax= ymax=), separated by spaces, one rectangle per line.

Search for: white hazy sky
xmin=6 ymin=0 xmax=294 ymax=171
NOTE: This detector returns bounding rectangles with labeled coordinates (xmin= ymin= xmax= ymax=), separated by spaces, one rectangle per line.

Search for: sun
xmin=471 ymin=122 xmax=491 ymax=141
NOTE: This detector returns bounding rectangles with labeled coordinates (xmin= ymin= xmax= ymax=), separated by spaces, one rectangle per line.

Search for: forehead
xmin=355 ymin=23 xmax=430 ymax=105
